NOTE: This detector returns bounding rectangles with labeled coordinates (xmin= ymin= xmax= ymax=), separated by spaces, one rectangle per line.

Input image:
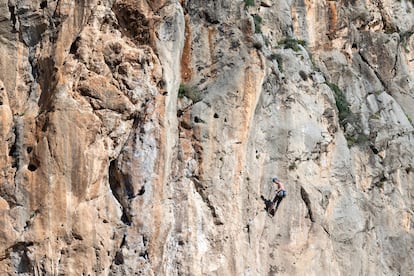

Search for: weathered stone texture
xmin=0 ymin=0 xmax=413 ymax=275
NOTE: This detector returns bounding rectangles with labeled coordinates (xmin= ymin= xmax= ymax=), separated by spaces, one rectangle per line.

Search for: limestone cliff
xmin=0 ymin=0 xmax=413 ymax=275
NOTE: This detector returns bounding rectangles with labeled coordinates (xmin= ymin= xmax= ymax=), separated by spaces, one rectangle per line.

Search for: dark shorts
xmin=278 ymin=190 xmax=287 ymax=198
xmin=272 ymin=190 xmax=286 ymax=204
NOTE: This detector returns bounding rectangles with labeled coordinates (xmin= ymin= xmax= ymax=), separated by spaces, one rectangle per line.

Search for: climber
xmin=269 ymin=177 xmax=286 ymax=215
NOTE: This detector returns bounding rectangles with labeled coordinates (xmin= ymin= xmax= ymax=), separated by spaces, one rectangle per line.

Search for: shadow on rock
xmin=261 ymin=195 xmax=274 ymax=213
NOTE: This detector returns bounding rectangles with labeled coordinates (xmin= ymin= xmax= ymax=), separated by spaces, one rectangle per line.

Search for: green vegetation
xmin=264 ymin=37 xmax=270 ymax=47
xmin=326 ymin=82 xmax=369 ymax=148
xmin=369 ymin=112 xmax=381 ymax=120
xmin=178 ymin=83 xmax=202 ymax=103
xmin=326 ymin=82 xmax=351 ymax=124
xmin=406 ymin=112 xmax=412 ymax=124
xmin=244 ymin=0 xmax=255 ymax=7
xmin=278 ymin=38 xmax=307 ymax=52
xmin=269 ymin=53 xmax=283 ymax=72
xmin=253 ymin=15 xmax=263 ymax=33
xmin=178 ymin=83 xmax=189 ymax=98
xmin=346 ymin=133 xmax=369 ymax=148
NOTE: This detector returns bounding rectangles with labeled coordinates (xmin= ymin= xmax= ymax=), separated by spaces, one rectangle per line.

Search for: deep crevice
xmin=37 ymin=57 xmax=57 ymax=112
xmin=8 ymin=5 xmax=17 ymax=31
xmin=8 ymin=122 xmax=21 ymax=170
xmin=109 ymin=160 xmax=132 ymax=226
xmin=139 ymin=235 xmax=150 ymax=260
xmin=114 ymin=251 xmax=124 ymax=265
xmin=120 ymin=211 xmax=131 ymax=225
xmin=7 ymin=117 xmax=29 ymax=198
xmin=358 ymin=52 xmax=388 ymax=90
xmin=41 ymin=116 xmax=49 ymax=132
xmin=322 ymin=225 xmax=331 ymax=237
xmin=17 ymin=251 xmax=32 ymax=273
xmin=69 ymin=36 xmax=81 ymax=55
xmin=137 ymin=185 xmax=145 ymax=196
xmin=120 ymin=234 xmax=127 ymax=248
xmin=6 ymin=242 xmax=34 ymax=274
xmin=300 ymin=187 xmax=315 ymax=222
xmin=369 ymin=144 xmax=379 ymax=154
xmin=9 ymin=144 xmax=17 ymax=168
xmin=139 ymin=250 xmax=149 ymax=260
xmin=192 ymin=177 xmax=223 ymax=225
xmin=72 ymin=232 xmax=83 ymax=240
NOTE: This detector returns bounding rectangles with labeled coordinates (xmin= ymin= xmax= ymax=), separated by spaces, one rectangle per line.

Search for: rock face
xmin=0 ymin=0 xmax=413 ymax=275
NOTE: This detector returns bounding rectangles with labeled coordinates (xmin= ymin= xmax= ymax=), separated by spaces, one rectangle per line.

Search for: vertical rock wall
xmin=0 ymin=0 xmax=413 ymax=275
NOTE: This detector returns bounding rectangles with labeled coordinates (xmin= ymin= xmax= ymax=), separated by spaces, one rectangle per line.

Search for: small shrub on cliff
xmin=244 ymin=0 xmax=255 ymax=8
xmin=326 ymin=82 xmax=370 ymax=148
xmin=370 ymin=112 xmax=381 ymax=120
xmin=405 ymin=112 xmax=412 ymax=124
xmin=178 ymin=83 xmax=202 ymax=103
xmin=326 ymin=82 xmax=351 ymax=124
xmin=178 ymin=84 xmax=189 ymax=98
xmin=253 ymin=15 xmax=263 ymax=33
xmin=278 ymin=38 xmax=307 ymax=52
xmin=269 ymin=53 xmax=284 ymax=72
xmin=346 ymin=133 xmax=369 ymax=147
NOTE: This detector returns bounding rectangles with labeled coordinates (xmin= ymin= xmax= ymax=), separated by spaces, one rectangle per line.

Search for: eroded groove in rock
xmin=109 ymin=159 xmax=132 ymax=226
xmin=300 ymin=186 xmax=315 ymax=223
xmin=193 ymin=177 xmax=223 ymax=225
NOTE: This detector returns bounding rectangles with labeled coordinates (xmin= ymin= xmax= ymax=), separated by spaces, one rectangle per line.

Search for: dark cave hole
xmin=40 ymin=1 xmax=47 ymax=9
xmin=121 ymin=211 xmax=131 ymax=226
xmin=69 ymin=36 xmax=81 ymax=55
xmin=28 ymin=164 xmax=38 ymax=171
xmin=8 ymin=6 xmax=16 ymax=29
xmin=369 ymin=144 xmax=379 ymax=154
xmin=114 ymin=251 xmax=124 ymax=265
xmin=109 ymin=160 xmax=132 ymax=226
xmin=8 ymin=144 xmax=16 ymax=157
xmin=137 ymin=185 xmax=145 ymax=196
